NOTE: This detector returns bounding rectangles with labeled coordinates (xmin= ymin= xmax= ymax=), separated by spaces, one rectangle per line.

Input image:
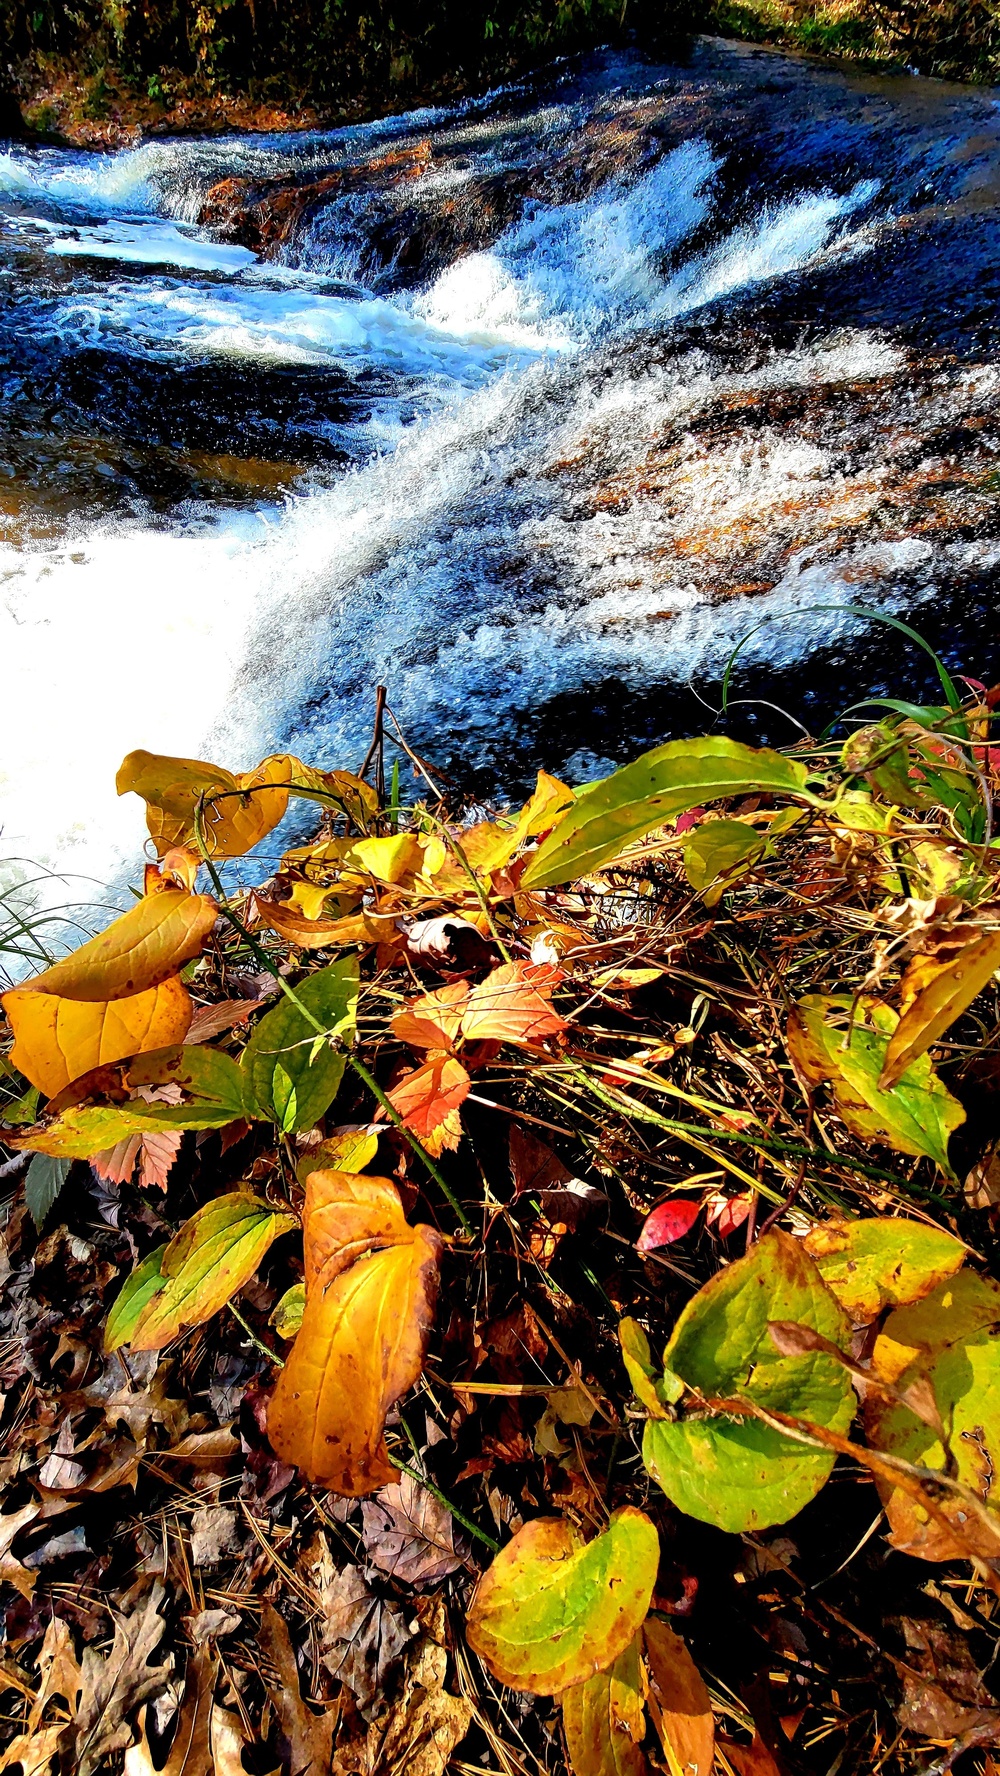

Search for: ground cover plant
xmin=2 ymin=626 xmax=1000 ymax=1773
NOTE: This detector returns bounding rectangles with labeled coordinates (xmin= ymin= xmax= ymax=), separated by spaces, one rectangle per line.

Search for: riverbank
xmin=3 ymin=0 xmax=997 ymax=150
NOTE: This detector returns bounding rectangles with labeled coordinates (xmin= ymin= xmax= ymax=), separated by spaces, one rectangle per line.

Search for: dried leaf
xmin=267 ymin=1171 xmax=442 ymax=1494
xmin=259 ymin=1601 xmax=338 ymax=1776
xmin=0 ymin=1501 xmax=40 ymax=1600
xmin=310 ymin=1555 xmax=415 ymax=1714
xmin=465 ymin=1509 xmax=659 ymax=1695
xmin=74 ymin=1583 xmax=171 ymax=1776
xmin=360 ymin=1471 xmax=467 ymax=1587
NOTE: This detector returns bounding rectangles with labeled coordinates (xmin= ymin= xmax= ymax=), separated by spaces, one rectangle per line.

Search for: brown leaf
xmin=259 ymin=1602 xmax=338 ymax=1776
xmin=0 ymin=1501 xmax=41 ymax=1599
xmin=643 ymin=1617 xmax=714 ymax=1776
xmin=717 ymin=1734 xmax=786 ymax=1776
xmin=309 ymin=1555 xmax=416 ymax=1715
xmin=266 ymin=1171 xmax=442 ymax=1494
xmin=895 ymin=1616 xmax=1000 ymax=1742
xmin=0 ymin=1726 xmax=67 ymax=1776
xmin=360 ymin=1471 xmax=467 ymax=1588
xmin=74 ymin=1582 xmax=171 ymax=1776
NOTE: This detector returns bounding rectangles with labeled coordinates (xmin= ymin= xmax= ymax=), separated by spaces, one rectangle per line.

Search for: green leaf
xmin=271 ymin=1281 xmax=306 ymax=1340
xmin=803 ymin=1217 xmax=967 ymax=1325
xmin=868 ymin=1272 xmax=1000 ymax=1560
xmin=295 ymin=1125 xmax=379 ymax=1185
xmin=561 ymin=1631 xmax=648 ymax=1776
xmin=682 ymin=819 xmax=769 ymax=906
xmin=8 ymin=1099 xmax=239 ymax=1160
xmin=1 ymin=1083 xmax=42 ymax=1126
xmin=642 ymin=1231 xmax=855 ymax=1534
xmin=241 ymin=958 xmax=360 ymax=1131
xmin=786 ymin=994 xmax=965 ymax=1178
xmin=619 ymin=1318 xmax=677 ymax=1416
xmin=465 ymin=1509 xmax=659 ymax=1695
xmin=24 ymin=1154 xmax=72 ymax=1229
xmin=104 ymin=1245 xmax=168 ymax=1352
xmin=127 ymin=1043 xmax=247 ymax=1114
xmin=521 ymin=738 xmax=812 ymax=890
xmin=129 ymin=1192 xmax=297 ymax=1351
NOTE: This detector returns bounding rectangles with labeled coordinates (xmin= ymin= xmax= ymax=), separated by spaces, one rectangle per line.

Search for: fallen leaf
xmin=74 ymin=1583 xmax=171 ymax=1776
xmin=637 ymin=1199 xmax=700 ymax=1252
xmin=643 ymin=1616 xmax=714 ymax=1776
xmin=267 ymin=1171 xmax=442 ymax=1494
xmin=0 ymin=1501 xmax=41 ymax=1599
xmin=259 ymin=1601 xmax=338 ymax=1776
xmin=296 ymin=1125 xmax=379 ymax=1185
xmin=360 ymin=1471 xmax=467 ymax=1587
xmin=309 ymin=1552 xmax=415 ymax=1714
xmin=465 ymin=1509 xmax=659 ymax=1695
xmin=4 ymin=978 xmax=195 ymax=1101
xmin=5 ymin=890 xmax=217 ymax=1005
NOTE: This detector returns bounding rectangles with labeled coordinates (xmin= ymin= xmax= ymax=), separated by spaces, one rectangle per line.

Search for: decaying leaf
xmin=267 ymin=1171 xmax=442 ymax=1493
xmin=307 ymin=1546 xmax=415 ymax=1714
xmin=786 ymin=994 xmax=965 ymax=1177
xmin=802 ymin=1216 xmax=967 ymax=1324
xmin=73 ymin=1583 xmax=171 ymax=1776
xmin=259 ymin=1601 xmax=338 ymax=1776
xmin=642 ymin=1232 xmax=856 ymax=1534
xmin=465 ymin=1509 xmax=659 ymax=1695
xmin=360 ymin=1471 xmax=467 ymax=1587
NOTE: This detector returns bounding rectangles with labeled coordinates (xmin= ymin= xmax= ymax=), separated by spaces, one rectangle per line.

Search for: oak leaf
xmin=267 ymin=1170 xmax=442 ymax=1494
xmin=360 ymin=1471 xmax=467 ymax=1588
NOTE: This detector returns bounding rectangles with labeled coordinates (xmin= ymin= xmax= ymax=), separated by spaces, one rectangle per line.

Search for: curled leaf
xmin=465 ymin=1509 xmax=659 ymax=1695
xmin=117 ymin=748 xmax=294 ymax=858
xmin=266 ymin=1171 xmax=442 ymax=1494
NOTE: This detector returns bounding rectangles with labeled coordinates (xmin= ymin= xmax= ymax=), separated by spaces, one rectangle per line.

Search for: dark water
xmin=1 ymin=36 xmax=999 ymax=903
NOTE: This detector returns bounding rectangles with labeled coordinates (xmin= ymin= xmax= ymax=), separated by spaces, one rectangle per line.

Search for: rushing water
xmin=2 ymin=36 xmax=1000 ymax=914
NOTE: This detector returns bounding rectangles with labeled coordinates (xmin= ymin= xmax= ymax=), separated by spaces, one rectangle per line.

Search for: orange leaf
xmin=117 ymin=749 xmax=294 ymax=858
xmin=91 ymin=1126 xmax=182 ymax=1191
xmin=266 ymin=1170 xmax=442 ymax=1494
xmin=386 ymin=1055 xmax=470 ymax=1153
xmin=391 ymin=983 xmax=468 ymax=1051
xmin=643 ymin=1617 xmax=714 ymax=1776
xmin=255 ymin=897 xmax=399 ymax=951
xmin=7 ymin=890 xmax=217 ymax=1005
xmin=3 ymin=977 xmax=193 ymax=1099
xmin=459 ymin=961 xmax=567 ymax=1047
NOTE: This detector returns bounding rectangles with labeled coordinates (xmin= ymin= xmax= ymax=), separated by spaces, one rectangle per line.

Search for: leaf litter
xmin=0 ymin=676 xmax=1000 ymax=1773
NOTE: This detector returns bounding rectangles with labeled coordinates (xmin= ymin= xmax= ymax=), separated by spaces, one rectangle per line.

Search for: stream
xmin=2 ymin=35 xmax=1000 ymax=915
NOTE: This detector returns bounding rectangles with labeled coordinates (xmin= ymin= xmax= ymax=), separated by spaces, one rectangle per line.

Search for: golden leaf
xmin=267 ymin=1170 xmax=442 ymax=1494
xmin=117 ymin=749 xmax=294 ymax=858
xmin=4 ymin=978 xmax=193 ymax=1100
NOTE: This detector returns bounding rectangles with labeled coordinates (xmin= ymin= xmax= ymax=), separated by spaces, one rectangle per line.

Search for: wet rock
xmin=199 ymin=137 xmax=434 ymax=255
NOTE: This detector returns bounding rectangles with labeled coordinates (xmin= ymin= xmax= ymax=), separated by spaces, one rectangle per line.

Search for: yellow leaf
xmin=117 ymin=749 xmax=294 ymax=858
xmin=8 ymin=890 xmax=217 ymax=1004
xmin=346 ymin=832 xmax=427 ymax=885
xmin=561 ymin=1631 xmax=649 ymax=1776
xmin=266 ymin=1170 xmax=442 ymax=1494
xmin=3 ymin=977 xmax=193 ymax=1099
xmin=881 ymin=929 xmax=1000 ymax=1089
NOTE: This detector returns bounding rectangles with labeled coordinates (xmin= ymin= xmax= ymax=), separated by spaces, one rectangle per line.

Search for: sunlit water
xmin=1 ymin=37 xmax=999 ymax=927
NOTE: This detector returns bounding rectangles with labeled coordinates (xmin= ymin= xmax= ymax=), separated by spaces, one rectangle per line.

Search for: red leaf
xmin=637 ymin=1198 xmax=700 ymax=1251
